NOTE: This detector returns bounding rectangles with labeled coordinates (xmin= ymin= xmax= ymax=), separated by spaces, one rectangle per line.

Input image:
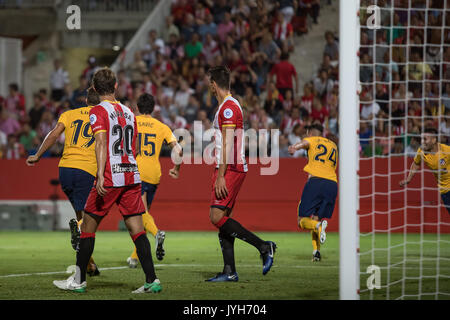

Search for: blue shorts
xmin=298 ymin=177 xmax=338 ymax=220
xmin=59 ymin=167 xmax=95 ymax=212
xmin=141 ymin=181 xmax=158 ymax=210
xmin=441 ymin=192 xmax=450 ymax=214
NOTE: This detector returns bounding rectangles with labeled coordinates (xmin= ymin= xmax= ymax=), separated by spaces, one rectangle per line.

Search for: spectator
xmin=165 ymin=33 xmax=185 ymax=61
xmin=231 ymin=0 xmax=250 ymax=18
xmin=116 ymin=70 xmax=133 ymax=102
xmin=310 ymin=98 xmax=329 ymax=127
xmin=272 ymin=10 xmax=294 ymax=51
xmin=127 ymin=51 xmax=148 ymax=84
xmin=50 ymin=59 xmax=70 ymax=102
xmin=174 ymin=79 xmax=194 ymax=110
xmin=82 ymin=55 xmax=99 ymax=81
xmin=198 ymin=13 xmax=218 ymax=41
xmin=313 ymin=69 xmax=334 ymax=99
xmin=185 ymin=32 xmax=203 ymax=59
xmin=288 ymin=123 xmax=307 ymax=157
xmin=324 ymin=31 xmax=339 ymax=62
xmin=328 ymin=106 xmax=338 ymax=136
xmin=181 ymin=13 xmax=197 ymax=42
xmin=282 ymin=107 xmax=303 ymax=135
xmin=359 ymin=53 xmax=373 ymax=83
xmin=37 ymin=111 xmax=56 ymax=141
xmin=202 ymin=33 xmax=220 ymax=66
xmin=70 ymin=75 xmax=89 ymax=109
xmin=300 ymin=83 xmax=314 ymax=114
xmin=269 ymin=52 xmax=299 ymax=99
xmin=4 ymin=134 xmax=25 ymax=159
xmin=258 ymin=28 xmax=281 ymax=64
xmin=161 ymin=15 xmax=180 ymax=43
xmin=19 ymin=123 xmax=38 ymax=155
xmin=251 ymin=52 xmax=270 ymax=95
xmin=0 ymin=109 xmax=21 ymax=136
xmin=5 ymin=83 xmax=25 ymax=119
xmin=278 ymin=134 xmax=291 ymax=158
xmin=29 ymin=94 xmax=46 ymax=129
xmin=142 ymin=29 xmax=165 ymax=69
xmin=217 ymin=12 xmax=235 ymax=42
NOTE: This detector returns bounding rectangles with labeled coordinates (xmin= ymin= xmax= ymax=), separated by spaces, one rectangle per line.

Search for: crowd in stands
xmin=359 ymin=0 xmax=450 ymax=157
xmin=1 ymin=0 xmax=448 ymax=160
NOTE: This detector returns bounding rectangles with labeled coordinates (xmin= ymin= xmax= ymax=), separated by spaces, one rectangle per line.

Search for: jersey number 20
xmin=112 ymin=124 xmax=134 ymax=156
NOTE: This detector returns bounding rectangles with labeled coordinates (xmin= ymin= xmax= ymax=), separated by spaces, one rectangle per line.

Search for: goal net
xmin=357 ymin=0 xmax=450 ymax=299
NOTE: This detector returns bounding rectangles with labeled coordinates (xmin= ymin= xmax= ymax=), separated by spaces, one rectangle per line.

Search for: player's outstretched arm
xmin=94 ymin=131 xmax=107 ymax=197
xmin=168 ymin=141 xmax=183 ymax=179
xmin=288 ymin=140 xmax=310 ymax=155
xmin=26 ymin=122 xmax=65 ymax=166
xmin=399 ymin=161 xmax=420 ymax=187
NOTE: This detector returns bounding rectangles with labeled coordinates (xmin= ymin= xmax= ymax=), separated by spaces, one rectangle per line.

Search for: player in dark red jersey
xmin=53 ymin=68 xmax=161 ymax=293
xmin=205 ymin=66 xmax=276 ymax=282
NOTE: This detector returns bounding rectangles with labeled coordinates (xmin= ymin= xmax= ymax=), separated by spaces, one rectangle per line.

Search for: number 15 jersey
xmin=303 ymin=136 xmax=338 ymax=183
xmin=89 ymin=100 xmax=141 ymax=187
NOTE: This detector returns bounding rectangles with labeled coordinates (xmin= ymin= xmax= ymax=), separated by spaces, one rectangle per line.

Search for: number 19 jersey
xmin=89 ymin=100 xmax=141 ymax=187
xmin=303 ymin=136 xmax=338 ymax=183
xmin=57 ymin=106 xmax=97 ymax=177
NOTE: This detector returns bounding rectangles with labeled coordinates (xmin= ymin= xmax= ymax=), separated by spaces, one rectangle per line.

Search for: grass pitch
xmin=0 ymin=231 xmax=449 ymax=300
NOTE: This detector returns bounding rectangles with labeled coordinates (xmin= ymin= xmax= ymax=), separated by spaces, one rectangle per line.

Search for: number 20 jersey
xmin=89 ymin=100 xmax=141 ymax=187
xmin=303 ymin=136 xmax=338 ymax=183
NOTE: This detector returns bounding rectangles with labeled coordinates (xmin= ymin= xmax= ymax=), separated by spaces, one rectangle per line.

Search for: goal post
xmin=339 ymin=0 xmax=361 ymax=300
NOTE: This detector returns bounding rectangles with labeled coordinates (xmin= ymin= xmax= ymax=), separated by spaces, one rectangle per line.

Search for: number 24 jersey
xmin=303 ymin=136 xmax=338 ymax=183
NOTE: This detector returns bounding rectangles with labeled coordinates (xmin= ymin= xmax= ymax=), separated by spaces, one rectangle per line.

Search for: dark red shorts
xmin=84 ymin=183 xmax=145 ymax=218
xmin=210 ymin=169 xmax=246 ymax=210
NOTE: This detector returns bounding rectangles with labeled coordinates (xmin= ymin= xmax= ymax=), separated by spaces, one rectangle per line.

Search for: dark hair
xmin=86 ymin=86 xmax=100 ymax=106
xmin=280 ymin=52 xmax=289 ymax=60
xmin=92 ymin=68 xmax=116 ymax=96
xmin=307 ymin=123 xmax=324 ymax=134
xmin=137 ymin=93 xmax=155 ymax=115
xmin=207 ymin=66 xmax=230 ymax=90
xmin=9 ymin=83 xmax=18 ymax=92
xmin=424 ymin=127 xmax=438 ymax=135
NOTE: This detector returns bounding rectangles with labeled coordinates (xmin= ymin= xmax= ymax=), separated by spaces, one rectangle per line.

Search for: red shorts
xmin=210 ymin=169 xmax=246 ymax=210
xmin=84 ymin=183 xmax=145 ymax=218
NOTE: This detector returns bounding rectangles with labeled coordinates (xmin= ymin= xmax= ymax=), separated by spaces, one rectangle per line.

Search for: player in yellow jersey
xmin=126 ymin=93 xmax=183 ymax=268
xmin=26 ymin=87 xmax=100 ymax=276
xmin=400 ymin=127 xmax=450 ymax=214
xmin=288 ymin=123 xmax=338 ymax=262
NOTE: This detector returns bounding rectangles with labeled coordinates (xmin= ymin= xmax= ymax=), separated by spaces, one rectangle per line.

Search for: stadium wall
xmin=0 ymin=158 xmax=448 ymax=233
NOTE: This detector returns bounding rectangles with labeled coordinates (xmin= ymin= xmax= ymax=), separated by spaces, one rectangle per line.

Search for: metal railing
xmin=64 ymin=0 xmax=158 ymax=12
xmin=0 ymin=0 xmax=60 ymax=8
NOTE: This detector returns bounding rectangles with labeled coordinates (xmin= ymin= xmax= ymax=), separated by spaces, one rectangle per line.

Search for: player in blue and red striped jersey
xmin=53 ymin=68 xmax=161 ymax=294
xmin=205 ymin=66 xmax=277 ymax=282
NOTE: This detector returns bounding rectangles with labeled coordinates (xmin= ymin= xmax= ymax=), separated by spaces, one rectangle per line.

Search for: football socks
xmin=133 ymin=232 xmax=157 ymax=284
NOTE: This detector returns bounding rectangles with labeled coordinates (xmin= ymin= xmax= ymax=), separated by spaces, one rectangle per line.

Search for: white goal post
xmin=339 ymin=0 xmax=361 ymax=300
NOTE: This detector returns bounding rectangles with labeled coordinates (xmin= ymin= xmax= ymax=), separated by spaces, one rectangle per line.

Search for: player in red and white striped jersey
xmin=53 ymin=68 xmax=161 ymax=294
xmin=205 ymin=66 xmax=276 ymax=282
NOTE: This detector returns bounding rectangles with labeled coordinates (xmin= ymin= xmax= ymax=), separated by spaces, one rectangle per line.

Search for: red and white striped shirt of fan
xmin=89 ymin=100 xmax=141 ymax=187
xmin=273 ymin=21 xmax=293 ymax=41
xmin=213 ymin=95 xmax=248 ymax=173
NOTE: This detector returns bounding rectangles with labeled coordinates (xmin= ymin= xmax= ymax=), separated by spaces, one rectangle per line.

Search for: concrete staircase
xmin=290 ymin=0 xmax=339 ymax=95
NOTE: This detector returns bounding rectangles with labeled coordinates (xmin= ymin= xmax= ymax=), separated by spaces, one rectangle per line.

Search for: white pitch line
xmin=1 ymin=263 xmax=448 ymax=279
